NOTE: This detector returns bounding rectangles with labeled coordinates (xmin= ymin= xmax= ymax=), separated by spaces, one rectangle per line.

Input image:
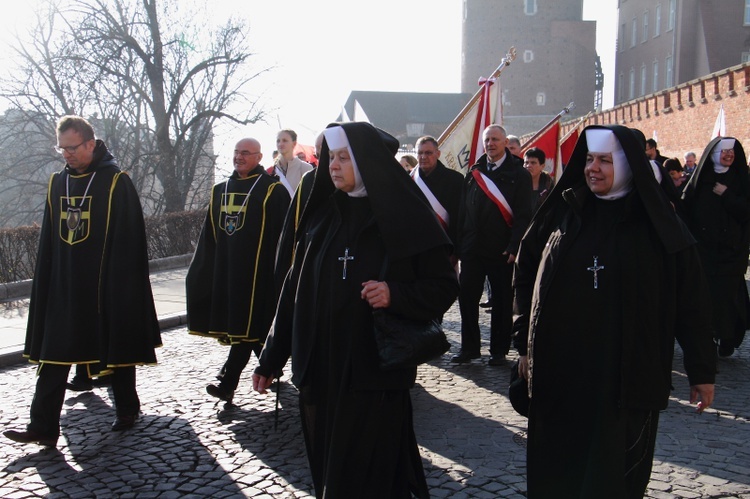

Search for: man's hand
xmin=503 ymin=251 xmax=516 ymax=264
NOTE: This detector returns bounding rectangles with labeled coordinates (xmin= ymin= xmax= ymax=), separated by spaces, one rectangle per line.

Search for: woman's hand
xmin=518 ymin=355 xmax=530 ymax=380
xmin=713 ymin=182 xmax=728 ymax=196
xmin=361 ymin=280 xmax=391 ymax=308
xmin=252 ymin=373 xmax=275 ymax=394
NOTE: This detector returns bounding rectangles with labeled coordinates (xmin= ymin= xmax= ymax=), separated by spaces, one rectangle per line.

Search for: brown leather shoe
xmin=111 ymin=413 xmax=139 ymax=431
xmin=4 ymin=429 xmax=58 ymax=447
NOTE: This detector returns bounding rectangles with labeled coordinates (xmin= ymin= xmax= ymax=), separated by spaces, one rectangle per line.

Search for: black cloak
xmin=681 ymin=137 xmax=750 ymax=347
xmin=257 ymin=122 xmax=457 ymax=499
xmin=186 ymin=164 xmax=290 ymax=344
xmin=24 ymin=140 xmax=161 ymax=374
xmin=513 ymin=125 xmax=716 ymax=497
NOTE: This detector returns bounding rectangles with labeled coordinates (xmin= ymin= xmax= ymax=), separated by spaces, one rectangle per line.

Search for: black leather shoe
xmin=4 ymin=429 xmax=58 ymax=447
xmin=111 ymin=413 xmax=139 ymax=431
xmin=451 ymin=351 xmax=481 ymax=363
xmin=479 ymin=300 xmax=492 ymax=308
xmin=66 ymin=376 xmax=93 ymax=392
xmin=488 ymin=355 xmax=506 ymax=366
xmin=206 ymin=384 xmax=234 ymax=404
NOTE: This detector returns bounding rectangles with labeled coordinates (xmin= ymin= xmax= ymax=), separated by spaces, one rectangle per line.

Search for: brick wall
xmin=556 ymin=62 xmax=750 ymax=162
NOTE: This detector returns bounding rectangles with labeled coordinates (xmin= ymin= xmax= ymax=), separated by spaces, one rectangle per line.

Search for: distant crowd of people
xmin=6 ymin=114 xmax=748 ymax=498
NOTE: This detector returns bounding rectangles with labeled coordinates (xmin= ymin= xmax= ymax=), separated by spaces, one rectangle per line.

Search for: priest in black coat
xmin=253 ymin=122 xmax=458 ymax=498
xmin=186 ymin=137 xmax=290 ymax=404
xmin=5 ymin=116 xmax=161 ymax=447
xmin=513 ymin=125 xmax=716 ymax=498
xmin=682 ymin=137 xmax=750 ymax=357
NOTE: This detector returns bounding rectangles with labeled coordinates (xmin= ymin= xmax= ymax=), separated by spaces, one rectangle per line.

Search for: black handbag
xmin=373 ymin=309 xmax=450 ymax=370
xmin=508 ymin=360 xmax=530 ymax=417
xmin=372 ymin=259 xmax=450 ymax=370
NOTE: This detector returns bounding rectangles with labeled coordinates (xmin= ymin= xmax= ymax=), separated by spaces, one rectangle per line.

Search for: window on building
xmin=653 ymin=61 xmax=659 ymax=92
xmin=743 ymin=51 xmax=750 ymax=63
xmin=536 ymin=92 xmax=546 ymax=106
xmin=666 ymin=55 xmax=673 ymax=87
xmin=641 ymin=65 xmax=647 ymax=96
xmin=523 ymin=50 xmax=534 ymax=63
xmin=618 ymin=73 xmax=624 ymax=102
xmin=629 ymin=68 xmax=635 ymax=100
xmin=620 ymin=24 xmax=626 ymax=51
xmin=655 ymin=4 xmax=661 ymax=37
xmin=745 ymin=0 xmax=750 ymax=25
xmin=668 ymin=0 xmax=676 ymax=31
xmin=631 ymin=18 xmax=637 ymax=47
xmin=642 ymin=12 xmax=649 ymax=42
xmin=525 ymin=0 xmax=537 ymax=15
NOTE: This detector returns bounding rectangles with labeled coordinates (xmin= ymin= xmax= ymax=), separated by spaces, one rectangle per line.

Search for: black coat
xmin=457 ymin=150 xmax=532 ymax=260
xmin=514 ymin=185 xmax=716 ymax=411
xmin=257 ymin=192 xmax=458 ymax=390
xmin=412 ymin=160 xmax=464 ymax=247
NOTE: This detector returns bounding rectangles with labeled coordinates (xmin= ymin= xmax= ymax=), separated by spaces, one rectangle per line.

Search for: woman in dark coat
xmin=253 ymin=122 xmax=458 ymax=498
xmin=682 ymin=137 xmax=750 ymax=357
xmin=513 ymin=125 xmax=716 ymax=498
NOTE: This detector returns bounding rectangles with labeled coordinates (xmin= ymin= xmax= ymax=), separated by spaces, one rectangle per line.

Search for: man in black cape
xmin=4 ymin=116 xmax=161 ymax=447
xmin=186 ymin=137 xmax=290 ymax=404
xmin=253 ymin=122 xmax=458 ymax=498
xmin=681 ymin=137 xmax=750 ymax=357
xmin=513 ymin=124 xmax=716 ymax=497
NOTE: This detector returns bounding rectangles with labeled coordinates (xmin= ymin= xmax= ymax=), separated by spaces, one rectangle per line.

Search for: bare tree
xmin=0 ymin=0 xmax=267 ymax=223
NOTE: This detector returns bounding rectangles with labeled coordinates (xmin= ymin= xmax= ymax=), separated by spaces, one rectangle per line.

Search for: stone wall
xmin=557 ymin=62 xmax=750 ymax=161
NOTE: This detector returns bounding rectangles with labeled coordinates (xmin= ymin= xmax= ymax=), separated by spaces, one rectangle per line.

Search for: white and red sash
xmin=471 ymin=168 xmax=513 ymax=227
xmin=267 ymin=165 xmax=293 ymax=196
xmin=411 ymin=167 xmax=449 ymax=229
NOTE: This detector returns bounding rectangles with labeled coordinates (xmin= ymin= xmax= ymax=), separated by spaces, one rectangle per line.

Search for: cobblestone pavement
xmin=0 ymin=303 xmax=749 ymax=498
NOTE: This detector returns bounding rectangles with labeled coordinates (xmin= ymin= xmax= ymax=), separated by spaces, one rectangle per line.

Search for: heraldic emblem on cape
xmin=219 ymin=192 xmax=249 ymax=236
xmin=60 ymin=195 xmax=92 ymax=245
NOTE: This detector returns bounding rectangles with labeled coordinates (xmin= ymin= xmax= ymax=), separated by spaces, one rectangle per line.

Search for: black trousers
xmin=217 ymin=341 xmax=262 ymax=392
xmin=458 ymin=256 xmax=514 ymax=356
xmin=29 ymin=363 xmax=139 ymax=437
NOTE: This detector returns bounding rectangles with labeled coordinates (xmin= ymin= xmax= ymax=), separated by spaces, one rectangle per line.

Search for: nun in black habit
xmin=253 ymin=122 xmax=459 ymax=498
xmin=681 ymin=137 xmax=750 ymax=357
xmin=512 ymin=125 xmax=716 ymax=498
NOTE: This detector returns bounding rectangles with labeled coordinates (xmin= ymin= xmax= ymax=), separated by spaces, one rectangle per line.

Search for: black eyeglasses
xmin=54 ymin=140 xmax=88 ymax=155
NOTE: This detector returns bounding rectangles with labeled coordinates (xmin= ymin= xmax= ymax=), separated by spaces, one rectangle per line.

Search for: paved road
xmin=0 ymin=269 xmax=748 ymax=498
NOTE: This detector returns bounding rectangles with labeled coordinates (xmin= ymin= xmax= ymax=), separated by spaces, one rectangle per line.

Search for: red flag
xmin=521 ymin=119 xmax=560 ymax=178
xmin=560 ymin=129 xmax=579 ymax=168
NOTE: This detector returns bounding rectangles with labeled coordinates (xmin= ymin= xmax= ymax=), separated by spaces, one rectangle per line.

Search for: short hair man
xmin=683 ymin=151 xmax=697 ymax=176
xmin=645 ymin=138 xmax=667 ymax=166
xmin=454 ymin=125 xmax=532 ymax=366
xmin=4 ymin=116 xmax=161 ymax=447
xmin=412 ymin=136 xmax=464 ymax=263
xmin=186 ymin=137 xmax=291 ymax=405
xmin=507 ymin=135 xmax=522 ymax=158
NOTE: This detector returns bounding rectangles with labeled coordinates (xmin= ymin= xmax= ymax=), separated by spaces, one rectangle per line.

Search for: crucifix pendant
xmin=338 ymin=247 xmax=354 ymax=280
xmin=587 ymin=256 xmax=604 ymax=289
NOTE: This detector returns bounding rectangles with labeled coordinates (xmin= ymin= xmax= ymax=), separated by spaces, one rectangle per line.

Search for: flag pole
xmin=560 ymin=111 xmax=593 ymax=142
xmin=520 ymin=102 xmax=575 ymax=150
xmin=437 ymin=47 xmax=517 ymax=145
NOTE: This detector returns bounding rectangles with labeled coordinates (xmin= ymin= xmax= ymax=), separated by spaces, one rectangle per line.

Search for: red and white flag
xmin=712 ymin=104 xmax=726 ymax=138
xmin=560 ymin=128 xmax=579 ymax=169
xmin=438 ymin=48 xmax=516 ymax=172
xmin=521 ymin=119 xmax=560 ymax=178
